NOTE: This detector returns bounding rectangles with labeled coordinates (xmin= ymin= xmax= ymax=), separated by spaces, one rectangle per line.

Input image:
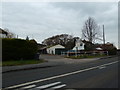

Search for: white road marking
xmin=51 ymin=84 xmax=66 ymax=89
xmin=4 ymin=61 xmax=118 ymax=90
xmin=36 ymin=82 xmax=61 ymax=89
xmin=99 ymin=66 xmax=106 ymax=69
xmin=99 ymin=61 xmax=118 ymax=66
xmin=22 ymin=85 xmax=36 ymax=89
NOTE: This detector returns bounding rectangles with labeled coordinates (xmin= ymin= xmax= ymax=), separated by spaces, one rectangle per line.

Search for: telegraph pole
xmin=16 ymin=35 xmax=18 ymax=38
xmin=103 ymin=25 xmax=107 ymax=55
xmin=103 ymin=25 xmax=105 ymax=45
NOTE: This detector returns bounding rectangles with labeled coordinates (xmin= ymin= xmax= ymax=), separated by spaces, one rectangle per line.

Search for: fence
xmin=61 ymin=50 xmax=108 ymax=57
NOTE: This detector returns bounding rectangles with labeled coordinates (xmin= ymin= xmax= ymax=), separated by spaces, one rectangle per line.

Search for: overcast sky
xmin=1 ymin=1 xmax=118 ymax=48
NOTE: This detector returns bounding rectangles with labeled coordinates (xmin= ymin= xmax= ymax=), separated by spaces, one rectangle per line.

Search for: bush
xmin=2 ymin=38 xmax=38 ymax=61
xmin=108 ymin=47 xmax=117 ymax=55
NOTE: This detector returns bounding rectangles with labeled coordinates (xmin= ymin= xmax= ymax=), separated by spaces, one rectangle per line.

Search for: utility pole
xmin=17 ymin=35 xmax=18 ymax=38
xmin=103 ymin=25 xmax=105 ymax=45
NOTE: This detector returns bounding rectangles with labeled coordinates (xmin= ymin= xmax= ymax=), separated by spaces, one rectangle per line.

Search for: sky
xmin=0 ymin=1 xmax=119 ymax=48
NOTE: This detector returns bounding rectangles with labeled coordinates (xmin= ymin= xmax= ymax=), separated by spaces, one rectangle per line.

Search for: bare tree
xmin=82 ymin=17 xmax=102 ymax=43
xmin=4 ymin=28 xmax=15 ymax=38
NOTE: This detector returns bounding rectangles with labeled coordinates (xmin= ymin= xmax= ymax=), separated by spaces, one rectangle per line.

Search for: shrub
xmin=2 ymin=38 xmax=38 ymax=61
xmin=108 ymin=47 xmax=117 ymax=55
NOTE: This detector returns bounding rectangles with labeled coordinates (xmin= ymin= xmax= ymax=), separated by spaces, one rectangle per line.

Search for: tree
xmin=26 ymin=36 xmax=29 ymax=40
xmin=3 ymin=28 xmax=15 ymax=38
xmin=42 ymin=34 xmax=76 ymax=50
xmin=82 ymin=17 xmax=101 ymax=43
xmin=82 ymin=40 xmax=95 ymax=51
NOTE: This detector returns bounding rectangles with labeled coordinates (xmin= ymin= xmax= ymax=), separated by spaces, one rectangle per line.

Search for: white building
xmin=47 ymin=44 xmax=65 ymax=55
xmin=72 ymin=39 xmax=85 ymax=50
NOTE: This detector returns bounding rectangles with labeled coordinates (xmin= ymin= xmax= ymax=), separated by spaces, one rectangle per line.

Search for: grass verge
xmin=1 ymin=59 xmax=46 ymax=66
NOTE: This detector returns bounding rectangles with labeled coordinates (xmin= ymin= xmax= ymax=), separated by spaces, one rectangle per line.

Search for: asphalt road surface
xmin=2 ymin=56 xmax=119 ymax=89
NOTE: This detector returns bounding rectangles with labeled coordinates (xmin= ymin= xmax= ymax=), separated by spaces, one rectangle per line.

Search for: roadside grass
xmin=65 ymin=55 xmax=107 ymax=59
xmin=1 ymin=59 xmax=46 ymax=66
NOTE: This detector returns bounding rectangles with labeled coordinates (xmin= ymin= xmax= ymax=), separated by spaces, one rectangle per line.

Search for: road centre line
xmin=4 ymin=61 xmax=118 ymax=90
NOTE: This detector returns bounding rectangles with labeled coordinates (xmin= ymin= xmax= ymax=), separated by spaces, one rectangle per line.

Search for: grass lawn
xmin=1 ymin=59 xmax=46 ymax=66
xmin=65 ymin=55 xmax=107 ymax=59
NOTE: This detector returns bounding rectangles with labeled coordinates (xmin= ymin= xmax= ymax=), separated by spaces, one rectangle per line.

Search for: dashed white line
xmin=36 ymin=82 xmax=61 ymax=89
xmin=52 ymin=84 xmax=66 ymax=89
xmin=99 ymin=66 xmax=106 ymax=69
xmin=22 ymin=85 xmax=36 ymax=89
xmin=4 ymin=61 xmax=118 ymax=90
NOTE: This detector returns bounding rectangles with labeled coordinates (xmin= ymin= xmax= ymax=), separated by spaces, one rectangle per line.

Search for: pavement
xmin=2 ymin=54 xmax=113 ymax=73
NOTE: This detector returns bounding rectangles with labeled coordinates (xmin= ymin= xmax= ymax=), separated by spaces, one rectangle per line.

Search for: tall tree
xmin=82 ymin=17 xmax=101 ymax=43
xmin=42 ymin=34 xmax=76 ymax=50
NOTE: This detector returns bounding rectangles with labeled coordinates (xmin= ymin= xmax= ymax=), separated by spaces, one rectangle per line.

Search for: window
xmin=80 ymin=43 xmax=83 ymax=46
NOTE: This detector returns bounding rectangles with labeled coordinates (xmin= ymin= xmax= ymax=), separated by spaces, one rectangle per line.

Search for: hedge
xmin=2 ymin=38 xmax=38 ymax=61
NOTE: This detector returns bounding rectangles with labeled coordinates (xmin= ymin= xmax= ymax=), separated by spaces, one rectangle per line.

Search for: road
xmin=2 ymin=56 xmax=119 ymax=89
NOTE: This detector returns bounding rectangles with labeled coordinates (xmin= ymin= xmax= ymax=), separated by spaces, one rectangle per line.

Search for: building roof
xmin=47 ymin=44 xmax=65 ymax=49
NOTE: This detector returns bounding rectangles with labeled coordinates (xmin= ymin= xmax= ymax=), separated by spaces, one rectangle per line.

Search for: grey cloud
xmin=1 ymin=2 xmax=118 ymax=48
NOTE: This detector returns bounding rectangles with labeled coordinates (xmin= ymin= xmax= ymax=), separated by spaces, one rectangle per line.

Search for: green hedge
xmin=2 ymin=38 xmax=38 ymax=61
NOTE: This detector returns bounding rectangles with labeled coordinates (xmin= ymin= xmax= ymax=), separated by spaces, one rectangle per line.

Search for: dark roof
xmin=82 ymin=39 xmax=93 ymax=44
xmin=37 ymin=43 xmax=47 ymax=50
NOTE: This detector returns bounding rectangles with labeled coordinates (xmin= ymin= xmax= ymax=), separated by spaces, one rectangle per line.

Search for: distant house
xmin=98 ymin=42 xmax=114 ymax=50
xmin=95 ymin=47 xmax=103 ymax=50
xmin=37 ymin=44 xmax=47 ymax=54
xmin=47 ymin=44 xmax=66 ymax=55
xmin=38 ymin=47 xmax=47 ymax=54
xmin=72 ymin=39 xmax=85 ymax=50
